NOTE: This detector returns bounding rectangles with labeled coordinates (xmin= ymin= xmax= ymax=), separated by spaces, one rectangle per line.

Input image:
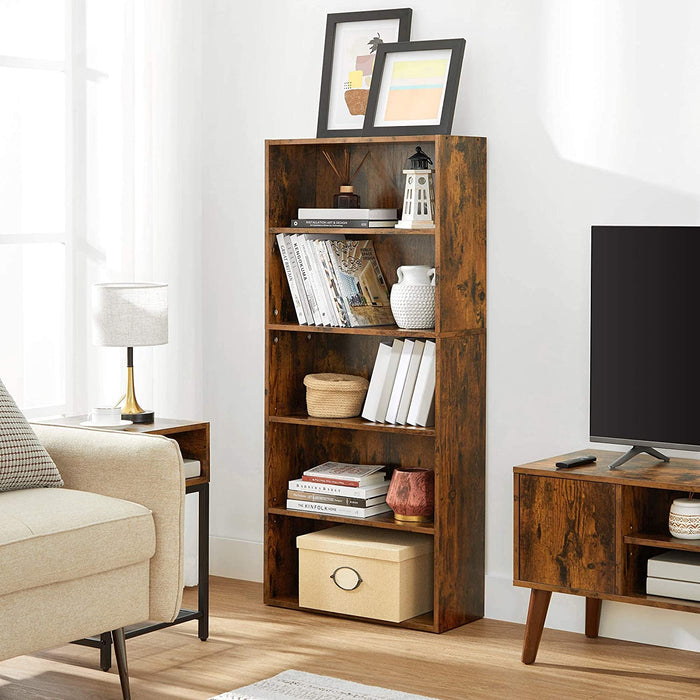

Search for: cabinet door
xmin=517 ymin=475 xmax=616 ymax=593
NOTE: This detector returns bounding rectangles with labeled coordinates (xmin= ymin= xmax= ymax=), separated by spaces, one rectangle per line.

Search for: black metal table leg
xmin=198 ymin=482 xmax=210 ymax=641
xmin=99 ymin=631 xmax=112 ymax=671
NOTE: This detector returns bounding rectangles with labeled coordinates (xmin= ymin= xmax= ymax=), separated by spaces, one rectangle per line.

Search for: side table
xmin=35 ymin=416 xmax=210 ymax=671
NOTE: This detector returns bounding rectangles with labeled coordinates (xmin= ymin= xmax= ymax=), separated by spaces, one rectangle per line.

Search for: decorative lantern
xmin=396 ymin=147 xmax=435 ymax=229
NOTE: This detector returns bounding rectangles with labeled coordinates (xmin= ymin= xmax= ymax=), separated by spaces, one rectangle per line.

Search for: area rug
xmin=210 ymin=670 xmax=437 ymax=700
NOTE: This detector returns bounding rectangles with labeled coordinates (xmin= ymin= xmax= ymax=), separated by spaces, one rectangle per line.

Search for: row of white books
xmin=362 ymin=339 xmax=436 ymax=427
xmin=286 ymin=462 xmax=391 ymax=519
xmin=276 ymin=234 xmax=395 ymax=328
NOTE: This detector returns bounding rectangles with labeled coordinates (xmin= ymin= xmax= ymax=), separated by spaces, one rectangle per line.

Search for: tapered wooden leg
xmin=112 ymin=628 xmax=131 ymax=700
xmin=521 ymin=589 xmax=551 ymax=664
xmin=585 ymin=597 xmax=602 ymax=638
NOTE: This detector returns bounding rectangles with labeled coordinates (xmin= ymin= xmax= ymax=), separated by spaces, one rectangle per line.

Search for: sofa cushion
xmin=0 ymin=488 xmax=155 ymax=596
xmin=0 ymin=378 xmax=63 ymax=492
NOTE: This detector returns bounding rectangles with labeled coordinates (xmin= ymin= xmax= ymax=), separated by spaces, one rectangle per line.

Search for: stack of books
xmin=276 ymin=235 xmax=395 ymax=327
xmin=362 ymin=339 xmax=436 ymax=427
xmin=287 ymin=462 xmax=391 ymax=518
xmin=646 ymin=550 xmax=700 ymax=602
xmin=292 ymin=207 xmax=398 ymax=229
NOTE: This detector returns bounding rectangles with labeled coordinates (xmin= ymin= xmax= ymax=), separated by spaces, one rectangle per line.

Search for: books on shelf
xmin=276 ymin=235 xmax=394 ymax=328
xmin=297 ymin=207 xmax=398 ymax=221
xmin=646 ymin=550 xmax=700 ymax=602
xmin=292 ymin=219 xmax=398 ymax=228
xmin=287 ymin=462 xmax=390 ymax=519
xmin=362 ymin=340 xmax=436 ymax=427
xmin=302 ymin=461 xmax=385 ymax=487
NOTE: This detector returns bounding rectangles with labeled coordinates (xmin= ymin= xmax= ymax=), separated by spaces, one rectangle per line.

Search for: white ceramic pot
xmin=668 ymin=498 xmax=700 ymax=539
xmin=390 ymin=265 xmax=436 ymax=330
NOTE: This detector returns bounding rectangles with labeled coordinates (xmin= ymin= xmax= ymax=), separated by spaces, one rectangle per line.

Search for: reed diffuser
xmin=322 ymin=148 xmax=370 ymax=208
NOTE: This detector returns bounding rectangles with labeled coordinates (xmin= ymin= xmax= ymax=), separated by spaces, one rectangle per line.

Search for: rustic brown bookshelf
xmin=264 ymin=135 xmax=486 ymax=633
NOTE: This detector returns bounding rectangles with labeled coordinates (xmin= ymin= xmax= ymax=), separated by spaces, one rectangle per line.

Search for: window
xmin=0 ymin=0 xmax=130 ymax=416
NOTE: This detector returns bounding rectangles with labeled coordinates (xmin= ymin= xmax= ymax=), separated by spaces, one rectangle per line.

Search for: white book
xmin=287 ymin=499 xmax=392 ymax=518
xmin=276 ymin=234 xmax=307 ymax=324
xmin=385 ymin=340 xmax=415 ymax=424
xmin=646 ymin=576 xmax=700 ymax=602
xmin=314 ymin=239 xmax=343 ymax=326
xmin=291 ymin=234 xmax=322 ymax=325
xmin=396 ymin=340 xmax=425 ymax=425
xmin=287 ymin=478 xmax=390 ymax=499
xmin=647 ymin=551 xmax=700 ymax=583
xmin=284 ymin=234 xmax=313 ymax=324
xmin=301 ymin=236 xmax=333 ymax=325
xmin=363 ymin=339 xmax=404 ymax=423
xmin=298 ymin=207 xmax=398 ymax=220
xmin=407 ymin=340 xmax=436 ymax=427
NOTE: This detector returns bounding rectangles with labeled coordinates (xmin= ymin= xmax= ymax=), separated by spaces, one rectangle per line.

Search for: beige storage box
xmin=297 ymin=525 xmax=434 ymax=623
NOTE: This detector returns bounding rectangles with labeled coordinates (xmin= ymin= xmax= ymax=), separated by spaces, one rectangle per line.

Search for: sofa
xmin=0 ymin=424 xmax=185 ymax=700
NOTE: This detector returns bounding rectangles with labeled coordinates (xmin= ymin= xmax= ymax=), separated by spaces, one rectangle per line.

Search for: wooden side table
xmin=35 ymin=416 xmax=210 ymax=671
xmin=514 ymin=450 xmax=699 ymax=664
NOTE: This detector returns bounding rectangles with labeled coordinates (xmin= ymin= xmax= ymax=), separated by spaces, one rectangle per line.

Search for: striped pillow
xmin=0 ymin=378 xmax=63 ymax=492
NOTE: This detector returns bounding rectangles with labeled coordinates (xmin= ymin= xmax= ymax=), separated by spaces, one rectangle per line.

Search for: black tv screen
xmin=591 ymin=226 xmax=700 ymax=451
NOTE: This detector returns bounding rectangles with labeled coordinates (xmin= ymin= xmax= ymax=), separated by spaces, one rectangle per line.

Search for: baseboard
xmin=209 ymin=536 xmax=263 ymax=582
xmin=485 ymin=573 xmax=700 ymax=653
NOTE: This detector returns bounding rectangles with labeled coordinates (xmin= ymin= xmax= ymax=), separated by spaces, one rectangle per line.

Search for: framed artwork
xmin=316 ymin=9 xmax=412 ymax=138
xmin=362 ymin=39 xmax=466 ymax=136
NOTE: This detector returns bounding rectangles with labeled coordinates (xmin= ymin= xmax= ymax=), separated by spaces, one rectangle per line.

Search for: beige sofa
xmin=0 ymin=425 xmax=185 ymax=699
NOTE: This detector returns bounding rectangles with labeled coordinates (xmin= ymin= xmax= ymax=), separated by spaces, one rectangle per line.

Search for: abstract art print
xmin=363 ymin=39 xmax=466 ymax=136
xmin=317 ymin=9 xmax=412 ymax=138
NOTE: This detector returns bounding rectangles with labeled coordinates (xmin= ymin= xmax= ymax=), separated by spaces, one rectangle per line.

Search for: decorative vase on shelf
xmin=386 ymin=468 xmax=435 ymax=523
xmin=669 ymin=497 xmax=700 ymax=539
xmin=390 ymin=265 xmax=436 ymax=329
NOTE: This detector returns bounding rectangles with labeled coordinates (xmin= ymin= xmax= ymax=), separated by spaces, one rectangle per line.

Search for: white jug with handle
xmin=390 ymin=265 xmax=436 ymax=329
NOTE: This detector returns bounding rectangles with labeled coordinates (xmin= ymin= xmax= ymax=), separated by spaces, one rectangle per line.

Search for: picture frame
xmin=362 ymin=38 xmax=466 ymax=136
xmin=316 ymin=9 xmax=413 ymax=138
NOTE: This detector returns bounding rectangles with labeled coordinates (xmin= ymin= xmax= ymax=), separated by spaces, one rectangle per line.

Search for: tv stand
xmin=608 ymin=445 xmax=669 ymax=470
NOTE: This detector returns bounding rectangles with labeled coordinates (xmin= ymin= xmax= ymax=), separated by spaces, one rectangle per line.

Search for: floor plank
xmin=0 ymin=577 xmax=698 ymax=699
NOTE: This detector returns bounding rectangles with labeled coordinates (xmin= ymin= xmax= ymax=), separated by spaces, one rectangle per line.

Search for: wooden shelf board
xmin=267 ymin=322 xmax=437 ymax=338
xmin=266 ymin=135 xmax=447 ymax=146
xmin=270 ymin=226 xmax=435 ymax=236
xmin=267 ymin=506 xmax=435 ymax=535
xmin=268 ymin=413 xmax=436 ymax=436
xmin=624 ymin=533 xmax=700 ymax=553
xmin=265 ymin=593 xmax=436 ymax=632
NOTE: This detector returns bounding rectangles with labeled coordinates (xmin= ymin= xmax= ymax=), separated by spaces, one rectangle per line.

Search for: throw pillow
xmin=0 ymin=378 xmax=63 ymax=491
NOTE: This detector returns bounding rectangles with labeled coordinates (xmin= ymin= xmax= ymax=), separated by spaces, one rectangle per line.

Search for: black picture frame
xmin=316 ymin=8 xmax=413 ymax=138
xmin=362 ymin=38 xmax=466 ymax=136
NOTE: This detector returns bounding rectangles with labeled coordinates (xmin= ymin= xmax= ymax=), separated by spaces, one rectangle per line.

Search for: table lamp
xmin=92 ymin=282 xmax=168 ymax=424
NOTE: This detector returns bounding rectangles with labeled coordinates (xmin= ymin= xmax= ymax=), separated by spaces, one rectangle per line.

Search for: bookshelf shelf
xmin=267 ymin=322 xmax=437 ymax=338
xmin=269 ymin=413 xmax=436 ymax=436
xmin=624 ymin=532 xmax=700 ymax=553
xmin=268 ymin=506 xmax=435 ymax=535
xmin=265 ymin=135 xmax=486 ymax=633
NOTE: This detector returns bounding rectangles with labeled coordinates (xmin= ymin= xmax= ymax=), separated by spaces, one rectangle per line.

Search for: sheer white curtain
xmin=0 ymin=0 xmax=202 ymax=420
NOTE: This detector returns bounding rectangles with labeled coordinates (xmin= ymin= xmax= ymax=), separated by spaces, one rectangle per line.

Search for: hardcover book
xmin=325 ymin=239 xmax=395 ymax=327
xmin=302 ymin=461 xmax=386 ymax=487
xmin=287 ymin=478 xmax=390 ymax=499
xmin=287 ymin=490 xmax=387 ymax=508
xmin=286 ymin=499 xmax=392 ymax=518
xmin=297 ymin=207 xmax=398 ymax=220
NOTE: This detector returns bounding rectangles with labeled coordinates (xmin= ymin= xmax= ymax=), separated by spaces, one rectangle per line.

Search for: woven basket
xmin=303 ymin=373 xmax=369 ymax=418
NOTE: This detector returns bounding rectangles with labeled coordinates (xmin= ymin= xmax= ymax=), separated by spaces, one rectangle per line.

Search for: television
xmin=590 ymin=226 xmax=700 ymax=469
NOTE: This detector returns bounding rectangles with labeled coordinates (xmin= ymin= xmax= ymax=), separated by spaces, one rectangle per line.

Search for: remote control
xmin=555 ymin=455 xmax=597 ymax=469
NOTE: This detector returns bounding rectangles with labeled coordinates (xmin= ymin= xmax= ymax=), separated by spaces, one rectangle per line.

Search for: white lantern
xmin=396 ymin=147 xmax=435 ymax=229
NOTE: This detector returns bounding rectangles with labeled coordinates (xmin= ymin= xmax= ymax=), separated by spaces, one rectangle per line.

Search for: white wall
xmin=201 ymin=0 xmax=700 ymax=651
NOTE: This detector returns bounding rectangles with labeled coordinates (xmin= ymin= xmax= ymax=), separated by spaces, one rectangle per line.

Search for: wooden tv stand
xmin=513 ymin=449 xmax=699 ymax=664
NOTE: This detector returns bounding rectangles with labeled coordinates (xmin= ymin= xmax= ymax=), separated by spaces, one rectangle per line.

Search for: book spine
xmin=287 ymin=490 xmax=382 ymax=508
xmin=291 ymin=235 xmax=322 ymax=325
xmin=292 ymin=219 xmax=370 ymax=228
xmin=324 ymin=240 xmax=353 ymax=326
xmin=309 ymin=239 xmax=340 ymax=326
xmin=302 ymin=236 xmax=334 ymax=326
xmin=287 ymin=479 xmax=388 ymax=498
xmin=276 ymin=234 xmax=306 ymax=324
xmin=317 ymin=240 xmax=349 ymax=327
xmin=284 ymin=235 xmax=313 ymax=323
xmin=287 ymin=499 xmax=390 ymax=518
xmin=301 ymin=475 xmax=362 ymax=487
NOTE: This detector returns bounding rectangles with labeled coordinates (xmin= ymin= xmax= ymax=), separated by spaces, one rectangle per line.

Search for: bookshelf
xmin=265 ymin=135 xmax=486 ymax=633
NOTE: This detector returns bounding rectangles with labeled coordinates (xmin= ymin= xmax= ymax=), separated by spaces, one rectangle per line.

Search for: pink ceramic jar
xmin=386 ymin=467 xmax=435 ymax=523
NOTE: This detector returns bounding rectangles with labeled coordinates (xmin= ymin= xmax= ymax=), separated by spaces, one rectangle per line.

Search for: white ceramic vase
xmin=669 ymin=498 xmax=700 ymax=539
xmin=390 ymin=265 xmax=436 ymax=329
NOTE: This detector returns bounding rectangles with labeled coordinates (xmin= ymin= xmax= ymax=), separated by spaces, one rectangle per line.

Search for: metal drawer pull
xmin=330 ymin=566 xmax=363 ymax=591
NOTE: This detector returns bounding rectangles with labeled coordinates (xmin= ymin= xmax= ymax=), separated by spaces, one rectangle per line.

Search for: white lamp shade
xmin=92 ymin=283 xmax=168 ymax=347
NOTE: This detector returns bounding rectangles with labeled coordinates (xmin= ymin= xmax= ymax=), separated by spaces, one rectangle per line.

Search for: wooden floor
xmin=0 ymin=577 xmax=698 ymax=699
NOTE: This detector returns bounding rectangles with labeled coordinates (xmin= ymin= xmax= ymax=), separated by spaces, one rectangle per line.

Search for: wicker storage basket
xmin=303 ymin=373 xmax=369 ymax=418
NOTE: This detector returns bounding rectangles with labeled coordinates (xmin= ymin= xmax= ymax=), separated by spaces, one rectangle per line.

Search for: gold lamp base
xmin=119 ymin=350 xmax=155 ymax=424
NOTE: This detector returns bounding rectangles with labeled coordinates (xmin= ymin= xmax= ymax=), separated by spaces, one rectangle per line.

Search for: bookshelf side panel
xmin=435 ymin=332 xmax=486 ymax=629
xmin=435 ymin=136 xmax=486 ymax=332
